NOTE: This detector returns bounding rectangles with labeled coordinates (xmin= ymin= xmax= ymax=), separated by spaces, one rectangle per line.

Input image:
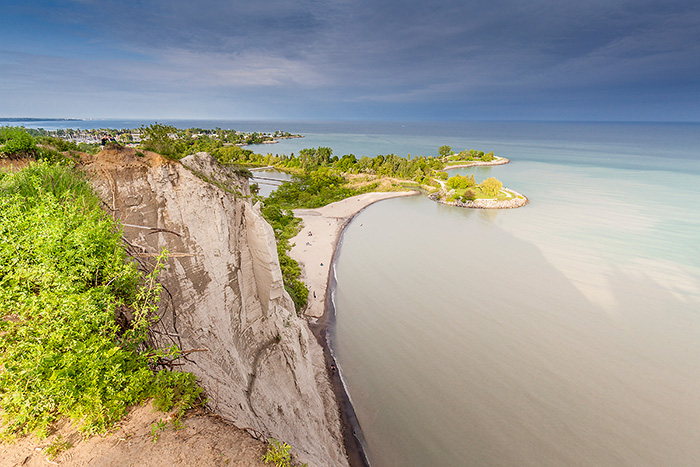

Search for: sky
xmin=1 ymin=0 xmax=699 ymax=121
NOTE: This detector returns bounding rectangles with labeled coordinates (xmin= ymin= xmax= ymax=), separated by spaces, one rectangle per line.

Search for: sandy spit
xmin=289 ymin=190 xmax=418 ymax=319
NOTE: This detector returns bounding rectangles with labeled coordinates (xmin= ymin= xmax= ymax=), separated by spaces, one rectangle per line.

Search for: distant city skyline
xmin=1 ymin=0 xmax=699 ymax=122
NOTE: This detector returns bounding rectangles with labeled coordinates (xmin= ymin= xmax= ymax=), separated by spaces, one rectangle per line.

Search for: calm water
xmin=250 ymin=168 xmax=292 ymax=197
xmin=328 ymin=123 xmax=700 ymax=466
xmin=10 ymin=118 xmax=700 ymax=465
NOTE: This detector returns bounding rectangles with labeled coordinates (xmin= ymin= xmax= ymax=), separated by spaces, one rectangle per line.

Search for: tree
xmin=462 ymin=189 xmax=476 ymax=202
xmin=481 ymin=177 xmax=503 ymax=197
xmin=438 ymin=145 xmax=452 ymax=157
xmin=140 ymin=123 xmax=180 ymax=158
xmin=446 ymin=173 xmax=475 ymax=190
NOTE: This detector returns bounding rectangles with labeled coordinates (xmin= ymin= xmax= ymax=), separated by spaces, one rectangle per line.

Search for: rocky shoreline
xmin=443 ymin=156 xmax=510 ymax=170
xmin=429 ymin=188 xmax=529 ymax=209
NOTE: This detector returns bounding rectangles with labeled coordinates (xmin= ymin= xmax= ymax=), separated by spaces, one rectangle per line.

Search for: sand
xmin=289 ymin=191 xmax=418 ymax=319
xmin=0 ymin=402 xmax=268 ymax=467
xmin=288 ymin=190 xmax=418 ymax=467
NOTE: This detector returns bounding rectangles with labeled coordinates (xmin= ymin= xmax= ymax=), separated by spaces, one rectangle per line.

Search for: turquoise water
xmin=11 ymin=118 xmax=700 ymax=465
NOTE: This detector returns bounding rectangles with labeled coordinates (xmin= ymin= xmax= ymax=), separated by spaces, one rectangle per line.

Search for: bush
xmin=446 ymin=173 xmax=475 ymax=190
xmin=438 ymin=145 xmax=452 ymax=157
xmin=462 ymin=189 xmax=476 ymax=202
xmin=140 ymin=123 xmax=184 ymax=159
xmin=260 ymin=204 xmax=308 ymax=313
xmin=262 ymin=438 xmax=307 ymax=467
xmin=0 ymin=163 xmax=201 ymax=438
xmin=0 ymin=127 xmax=37 ymax=158
xmin=480 ymin=177 xmax=503 ymax=196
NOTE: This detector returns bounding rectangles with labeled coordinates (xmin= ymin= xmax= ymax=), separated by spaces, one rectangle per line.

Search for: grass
xmin=449 ymin=186 xmax=510 ymax=201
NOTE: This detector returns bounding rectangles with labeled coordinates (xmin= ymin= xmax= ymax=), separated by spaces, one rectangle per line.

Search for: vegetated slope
xmin=0 ymin=163 xmax=200 ymax=438
xmin=81 ymin=148 xmax=348 ymax=467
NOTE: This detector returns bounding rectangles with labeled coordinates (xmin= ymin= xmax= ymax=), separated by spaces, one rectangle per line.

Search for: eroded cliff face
xmin=83 ymin=148 xmax=348 ymax=467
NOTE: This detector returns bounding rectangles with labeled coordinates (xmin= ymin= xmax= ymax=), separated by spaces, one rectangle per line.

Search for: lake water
xmin=9 ymin=118 xmax=700 ymax=466
xmin=327 ymin=123 xmax=700 ymax=466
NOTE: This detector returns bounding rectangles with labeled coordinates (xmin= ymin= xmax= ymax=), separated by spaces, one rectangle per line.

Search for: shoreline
xmin=289 ymin=191 xmax=417 ymax=319
xmin=442 ymin=156 xmax=510 ymax=170
xmin=429 ymin=188 xmax=530 ymax=209
xmin=289 ymin=191 xmax=418 ymax=466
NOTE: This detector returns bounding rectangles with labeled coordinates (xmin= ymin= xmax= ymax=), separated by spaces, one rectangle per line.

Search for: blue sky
xmin=1 ymin=0 xmax=699 ymax=121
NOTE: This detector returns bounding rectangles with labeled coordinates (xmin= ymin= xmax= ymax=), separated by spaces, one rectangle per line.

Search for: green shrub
xmin=262 ymin=438 xmax=307 ymax=467
xmin=446 ymin=173 xmax=475 ymax=190
xmin=0 ymin=163 xmax=201 ymax=438
xmin=260 ymin=205 xmax=308 ymax=313
xmin=0 ymin=127 xmax=37 ymax=158
xmin=462 ymin=189 xmax=476 ymax=202
xmin=140 ymin=123 xmax=185 ymax=160
xmin=480 ymin=177 xmax=503 ymax=196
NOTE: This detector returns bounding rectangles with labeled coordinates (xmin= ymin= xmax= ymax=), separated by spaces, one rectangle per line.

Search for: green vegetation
xmin=481 ymin=177 xmax=503 ymax=196
xmin=438 ymin=145 xmax=452 ymax=157
xmin=44 ymin=434 xmax=72 ymax=459
xmin=150 ymin=419 xmax=168 ymax=442
xmin=446 ymin=148 xmax=495 ymax=163
xmin=444 ymin=175 xmax=507 ymax=202
xmin=262 ymin=438 xmax=308 ymax=467
xmin=0 ymin=127 xmax=100 ymax=161
xmin=445 ymin=173 xmax=475 ymax=190
xmin=140 ymin=123 xmax=183 ymax=158
xmin=138 ymin=123 xmax=301 ymax=161
xmin=0 ymin=163 xmax=201 ymax=439
xmin=266 ymin=168 xmax=372 ymax=210
xmin=0 ymin=127 xmax=37 ymax=158
xmin=259 ymin=204 xmax=308 ymax=313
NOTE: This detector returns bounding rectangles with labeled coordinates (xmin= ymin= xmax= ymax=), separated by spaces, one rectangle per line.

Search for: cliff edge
xmin=82 ymin=148 xmax=348 ymax=466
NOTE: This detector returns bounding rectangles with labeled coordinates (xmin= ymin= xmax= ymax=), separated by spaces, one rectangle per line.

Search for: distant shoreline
xmin=239 ymin=134 xmax=304 ymax=146
xmin=0 ymin=117 xmax=82 ymax=122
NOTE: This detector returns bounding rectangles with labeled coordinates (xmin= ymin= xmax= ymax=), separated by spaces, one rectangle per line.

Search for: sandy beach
xmin=289 ymin=190 xmax=418 ymax=319
xmin=285 ymin=190 xmax=417 ymax=466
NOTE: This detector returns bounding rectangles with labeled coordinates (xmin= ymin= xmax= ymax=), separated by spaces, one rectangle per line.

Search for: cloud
xmin=2 ymin=0 xmax=699 ymax=119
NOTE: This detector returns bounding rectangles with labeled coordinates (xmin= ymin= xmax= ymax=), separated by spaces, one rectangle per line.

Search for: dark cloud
xmin=0 ymin=0 xmax=698 ymax=119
